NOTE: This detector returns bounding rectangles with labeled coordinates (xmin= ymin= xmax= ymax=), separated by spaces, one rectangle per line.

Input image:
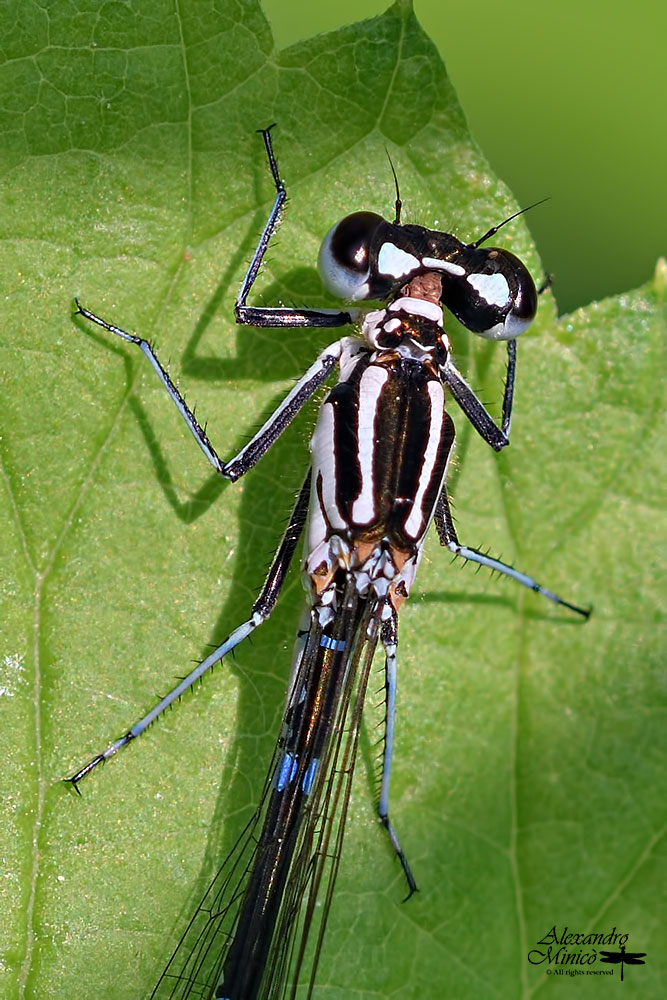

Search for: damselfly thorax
xmin=306 ymin=276 xmax=453 ymax=619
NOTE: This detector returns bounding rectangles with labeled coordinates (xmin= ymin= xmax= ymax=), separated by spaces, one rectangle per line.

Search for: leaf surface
xmin=0 ymin=2 xmax=664 ymax=998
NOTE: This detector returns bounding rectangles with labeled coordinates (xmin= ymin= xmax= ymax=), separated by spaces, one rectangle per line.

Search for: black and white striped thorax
xmin=305 ymin=297 xmax=455 ymax=617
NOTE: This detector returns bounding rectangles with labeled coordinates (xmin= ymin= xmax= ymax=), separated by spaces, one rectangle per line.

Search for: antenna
xmin=384 ymin=147 xmax=402 ymax=224
xmin=471 ymin=196 xmax=550 ymax=248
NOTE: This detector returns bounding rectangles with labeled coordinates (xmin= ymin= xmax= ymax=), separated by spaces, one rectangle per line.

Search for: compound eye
xmin=464 ymin=248 xmax=538 ymax=341
xmin=318 ymin=211 xmax=384 ymax=301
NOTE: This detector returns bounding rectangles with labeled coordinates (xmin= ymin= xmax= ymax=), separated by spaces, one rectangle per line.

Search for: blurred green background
xmin=263 ymin=0 xmax=666 ymax=314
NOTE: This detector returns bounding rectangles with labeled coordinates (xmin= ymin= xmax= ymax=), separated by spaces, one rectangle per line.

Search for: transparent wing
xmin=150 ymin=746 xmax=280 ymax=999
xmin=151 ymin=585 xmax=381 ymax=1000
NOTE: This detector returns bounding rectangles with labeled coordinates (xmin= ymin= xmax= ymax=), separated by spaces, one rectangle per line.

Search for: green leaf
xmin=1 ymin=2 xmax=664 ymax=998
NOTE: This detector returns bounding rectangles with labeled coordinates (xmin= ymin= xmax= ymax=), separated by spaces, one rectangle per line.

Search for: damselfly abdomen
xmin=71 ymin=127 xmax=588 ymax=999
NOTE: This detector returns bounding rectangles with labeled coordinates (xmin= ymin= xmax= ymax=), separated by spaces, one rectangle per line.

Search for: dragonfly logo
xmin=599 ymin=944 xmax=647 ymax=982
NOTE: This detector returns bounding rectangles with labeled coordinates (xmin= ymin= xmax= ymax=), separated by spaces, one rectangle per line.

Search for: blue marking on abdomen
xmin=302 ymin=758 xmax=319 ymax=795
xmin=276 ymin=751 xmax=298 ymax=791
xmin=320 ymin=634 xmax=346 ymax=652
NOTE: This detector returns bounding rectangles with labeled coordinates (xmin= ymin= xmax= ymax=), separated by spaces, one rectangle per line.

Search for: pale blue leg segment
xmin=446 ymin=542 xmax=590 ymax=617
xmin=378 ymin=606 xmax=417 ymax=897
xmin=68 ymin=614 xmax=263 ymax=787
xmin=433 ymin=485 xmax=590 ymax=618
xmin=68 ymin=476 xmax=312 ymax=789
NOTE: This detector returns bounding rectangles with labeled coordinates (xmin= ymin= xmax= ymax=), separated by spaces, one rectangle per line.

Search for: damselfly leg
xmin=70 ymin=126 xmax=589 ymax=999
xmin=67 ymin=473 xmax=312 ymax=786
xmin=434 ymin=483 xmax=590 ymax=618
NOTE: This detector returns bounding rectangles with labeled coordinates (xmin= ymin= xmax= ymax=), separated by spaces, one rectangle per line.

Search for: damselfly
xmin=71 ymin=127 xmax=589 ymax=999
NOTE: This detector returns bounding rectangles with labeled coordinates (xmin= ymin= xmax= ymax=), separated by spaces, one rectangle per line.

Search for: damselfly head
xmin=318 ymin=211 xmax=538 ymax=341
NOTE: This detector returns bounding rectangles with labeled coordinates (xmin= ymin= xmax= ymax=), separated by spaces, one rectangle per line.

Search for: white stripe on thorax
xmin=310 ymin=401 xmax=346 ymax=531
xmin=404 ymin=380 xmax=445 ymax=540
xmin=351 ymin=365 xmax=389 ymax=524
xmin=389 ymin=296 xmax=443 ymax=325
